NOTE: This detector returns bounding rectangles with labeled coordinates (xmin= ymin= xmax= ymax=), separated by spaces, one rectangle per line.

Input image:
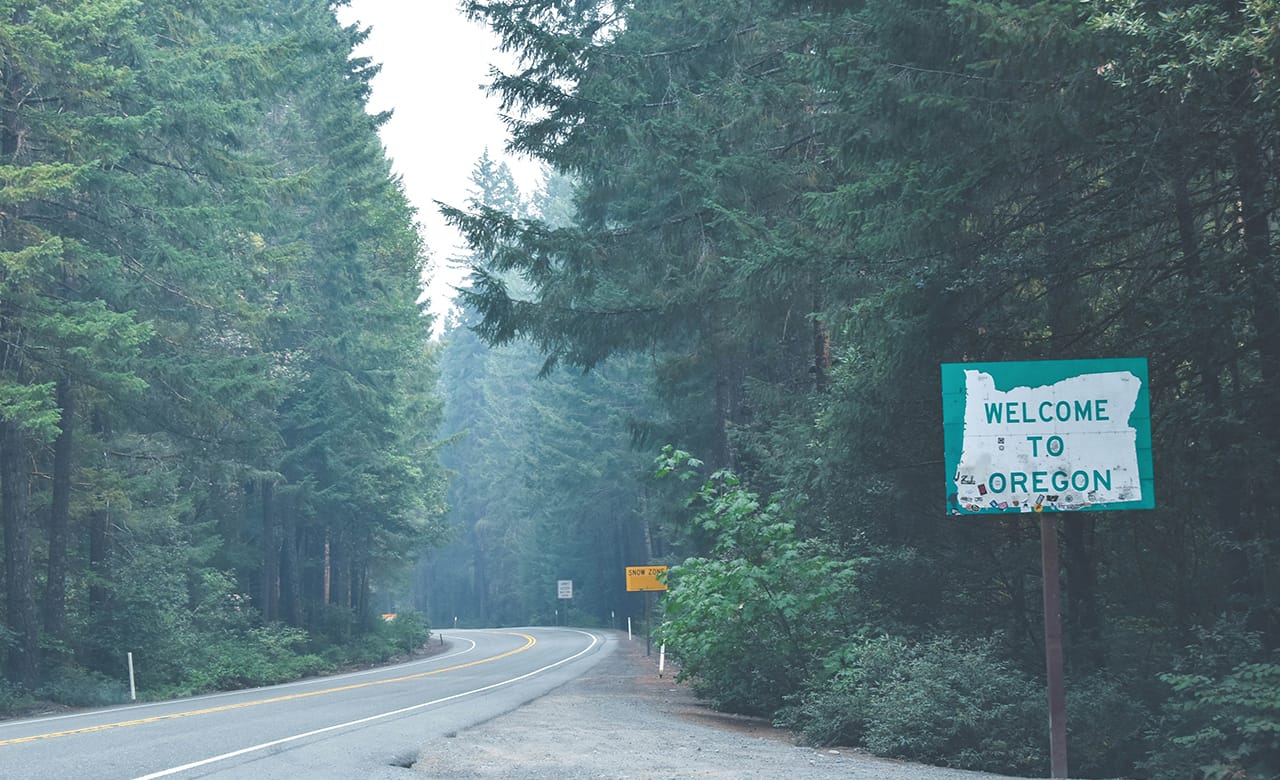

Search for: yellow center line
xmin=0 ymin=632 xmax=536 ymax=747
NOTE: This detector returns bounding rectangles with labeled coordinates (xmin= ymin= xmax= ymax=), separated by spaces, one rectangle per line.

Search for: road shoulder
xmin=410 ymin=631 xmax=1022 ymax=780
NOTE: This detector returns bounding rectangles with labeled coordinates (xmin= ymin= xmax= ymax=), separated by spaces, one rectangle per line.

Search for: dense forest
xmin=437 ymin=1 xmax=1280 ymax=779
xmin=4 ymin=0 xmax=1280 ymax=778
xmin=0 ymin=1 xmax=442 ymax=705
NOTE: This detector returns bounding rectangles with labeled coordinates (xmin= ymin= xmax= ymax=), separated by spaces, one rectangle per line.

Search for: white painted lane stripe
xmin=0 ymin=637 xmax=480 ymax=731
xmin=131 ymin=629 xmax=601 ymax=780
xmin=2 ymin=637 xmax=524 ymax=747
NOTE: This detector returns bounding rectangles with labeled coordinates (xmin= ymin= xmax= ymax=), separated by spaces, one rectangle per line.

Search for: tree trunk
xmin=261 ymin=480 xmax=280 ymax=622
xmin=2 ymin=417 xmax=40 ymax=689
xmin=1173 ymin=168 xmax=1252 ymax=614
xmin=88 ymin=506 xmax=111 ymax=614
xmin=330 ymin=525 xmax=349 ymax=609
xmin=301 ymin=523 xmax=324 ymax=632
xmin=1232 ymin=128 xmax=1278 ymax=638
xmin=1233 ymin=131 xmax=1280 ymax=422
xmin=280 ymin=492 xmax=302 ymax=626
xmin=713 ymin=366 xmax=735 ymax=471
xmin=87 ymin=408 xmax=113 ymax=633
xmin=356 ymin=529 xmax=372 ymax=632
xmin=323 ymin=527 xmax=332 ymax=605
xmin=812 ymin=287 xmax=829 ymax=393
xmin=470 ymin=523 xmax=488 ymax=625
xmin=43 ymin=378 xmax=74 ymax=644
xmin=1042 ymin=163 xmax=1101 ymax=669
xmin=1061 ymin=519 xmax=1101 ymax=667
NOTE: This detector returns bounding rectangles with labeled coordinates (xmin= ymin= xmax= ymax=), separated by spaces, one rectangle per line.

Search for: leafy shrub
xmin=185 ymin=624 xmax=328 ymax=691
xmin=319 ymin=610 xmax=433 ymax=668
xmin=1139 ymin=617 xmax=1280 ymax=779
xmin=1065 ymin=672 xmax=1152 ymax=778
xmin=94 ymin=538 xmax=201 ymax=688
xmin=655 ymin=448 xmax=860 ymax=716
xmin=382 ymin=611 xmax=432 ymax=655
xmin=777 ymin=635 xmax=902 ymax=746
xmin=1144 ymin=661 xmax=1280 ymax=780
xmin=0 ymin=678 xmax=33 ymax=716
xmin=783 ymin=635 xmax=1046 ymax=775
xmin=38 ymin=666 xmax=130 ymax=708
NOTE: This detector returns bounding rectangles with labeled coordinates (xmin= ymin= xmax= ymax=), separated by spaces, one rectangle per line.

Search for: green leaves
xmin=785 ymin=635 xmax=1046 ymax=773
xmin=653 ymin=445 xmax=702 ymax=481
xmin=1149 ymin=661 xmax=1280 ymax=780
xmin=434 ymin=2 xmax=1280 ymax=777
xmin=0 ymin=381 xmax=60 ymax=441
xmin=0 ymin=163 xmax=85 ymax=204
xmin=655 ymin=453 xmax=860 ymax=715
xmin=0 ymin=0 xmax=447 ymax=696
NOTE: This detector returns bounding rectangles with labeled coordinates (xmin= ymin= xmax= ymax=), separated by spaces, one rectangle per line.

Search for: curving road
xmin=0 ymin=627 xmax=609 ymax=779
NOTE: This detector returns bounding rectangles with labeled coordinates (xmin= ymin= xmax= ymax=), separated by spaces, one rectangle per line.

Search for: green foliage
xmin=428 ymin=154 xmax=671 ymax=630
xmin=96 ymin=520 xmax=207 ymax=688
xmin=320 ymin=611 xmax=432 ymax=668
xmin=446 ymin=0 xmax=1280 ymax=777
xmin=0 ymin=678 xmax=34 ymax=715
xmin=1142 ymin=624 xmax=1280 ymax=780
xmin=0 ymin=0 xmax=447 ymax=696
xmin=782 ymin=635 xmax=1046 ymax=775
xmin=0 ymin=381 xmax=61 ymax=442
xmin=37 ymin=666 xmax=129 ymax=708
xmin=1064 ymin=672 xmax=1152 ymax=779
xmin=432 ymin=314 xmax=665 ymax=627
xmin=185 ymin=625 xmax=328 ymax=693
xmin=1 ymin=1 xmax=1276 ymax=778
xmin=655 ymin=449 xmax=859 ymax=716
xmin=381 ymin=611 xmax=432 ymax=656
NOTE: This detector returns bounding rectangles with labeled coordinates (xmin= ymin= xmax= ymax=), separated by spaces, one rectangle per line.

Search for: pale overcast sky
xmin=335 ymin=1 xmax=542 ymax=330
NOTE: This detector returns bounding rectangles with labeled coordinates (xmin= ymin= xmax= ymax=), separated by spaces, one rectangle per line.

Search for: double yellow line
xmin=0 ymin=632 xmax=535 ymax=747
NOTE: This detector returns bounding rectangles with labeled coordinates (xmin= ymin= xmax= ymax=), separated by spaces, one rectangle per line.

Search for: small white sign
xmin=557 ymin=579 xmax=573 ymax=599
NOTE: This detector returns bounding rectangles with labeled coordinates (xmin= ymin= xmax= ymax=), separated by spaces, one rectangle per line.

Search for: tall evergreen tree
xmin=448 ymin=1 xmax=1280 ymax=775
xmin=434 ymin=156 xmax=666 ymax=627
xmin=0 ymin=0 xmax=447 ymax=692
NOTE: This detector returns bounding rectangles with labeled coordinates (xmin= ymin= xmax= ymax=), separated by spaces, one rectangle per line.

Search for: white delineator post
xmin=127 ymin=652 xmax=137 ymax=701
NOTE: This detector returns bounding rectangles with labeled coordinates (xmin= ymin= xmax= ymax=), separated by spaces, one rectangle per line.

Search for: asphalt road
xmin=0 ymin=627 xmax=608 ymax=779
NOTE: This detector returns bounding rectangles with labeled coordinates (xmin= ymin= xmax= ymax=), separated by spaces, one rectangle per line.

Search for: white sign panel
xmin=943 ymin=359 xmax=1154 ymax=514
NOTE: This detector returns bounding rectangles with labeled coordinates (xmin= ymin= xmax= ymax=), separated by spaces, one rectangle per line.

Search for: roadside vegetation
xmin=439 ymin=2 xmax=1280 ymax=779
xmin=0 ymin=1 xmax=443 ymax=712
xmin=0 ymin=610 xmax=431 ymax=715
xmin=4 ymin=1 xmax=1280 ymax=778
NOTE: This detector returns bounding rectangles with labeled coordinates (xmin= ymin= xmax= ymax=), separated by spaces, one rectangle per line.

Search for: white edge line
xmin=132 ymin=629 xmax=602 ymax=780
xmin=0 ymin=637 xmax=480 ymax=730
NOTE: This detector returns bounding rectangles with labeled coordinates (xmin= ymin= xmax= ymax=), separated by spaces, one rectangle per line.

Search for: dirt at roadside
xmin=409 ymin=633 xmax=1028 ymax=780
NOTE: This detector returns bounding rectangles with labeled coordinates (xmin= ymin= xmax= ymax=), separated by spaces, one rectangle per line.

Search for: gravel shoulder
xmin=410 ymin=631 xmax=1035 ymax=780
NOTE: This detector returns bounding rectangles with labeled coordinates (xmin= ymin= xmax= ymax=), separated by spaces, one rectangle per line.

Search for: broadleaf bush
xmin=1144 ymin=660 xmax=1280 ymax=779
xmin=782 ymin=635 xmax=1046 ymax=774
xmin=185 ymin=623 xmax=328 ymax=691
xmin=654 ymin=448 xmax=860 ymax=716
xmin=38 ymin=666 xmax=130 ymax=708
xmin=1064 ymin=671 xmax=1151 ymax=778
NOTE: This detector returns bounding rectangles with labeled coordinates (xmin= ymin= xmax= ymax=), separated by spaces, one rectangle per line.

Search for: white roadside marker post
xmin=127 ymin=652 xmax=137 ymax=701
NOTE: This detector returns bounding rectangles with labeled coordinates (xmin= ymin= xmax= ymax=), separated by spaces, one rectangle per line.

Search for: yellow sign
xmin=625 ymin=565 xmax=668 ymax=592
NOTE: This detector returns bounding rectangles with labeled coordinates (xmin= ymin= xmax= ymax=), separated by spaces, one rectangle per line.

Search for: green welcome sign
xmin=942 ymin=358 xmax=1154 ymax=515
